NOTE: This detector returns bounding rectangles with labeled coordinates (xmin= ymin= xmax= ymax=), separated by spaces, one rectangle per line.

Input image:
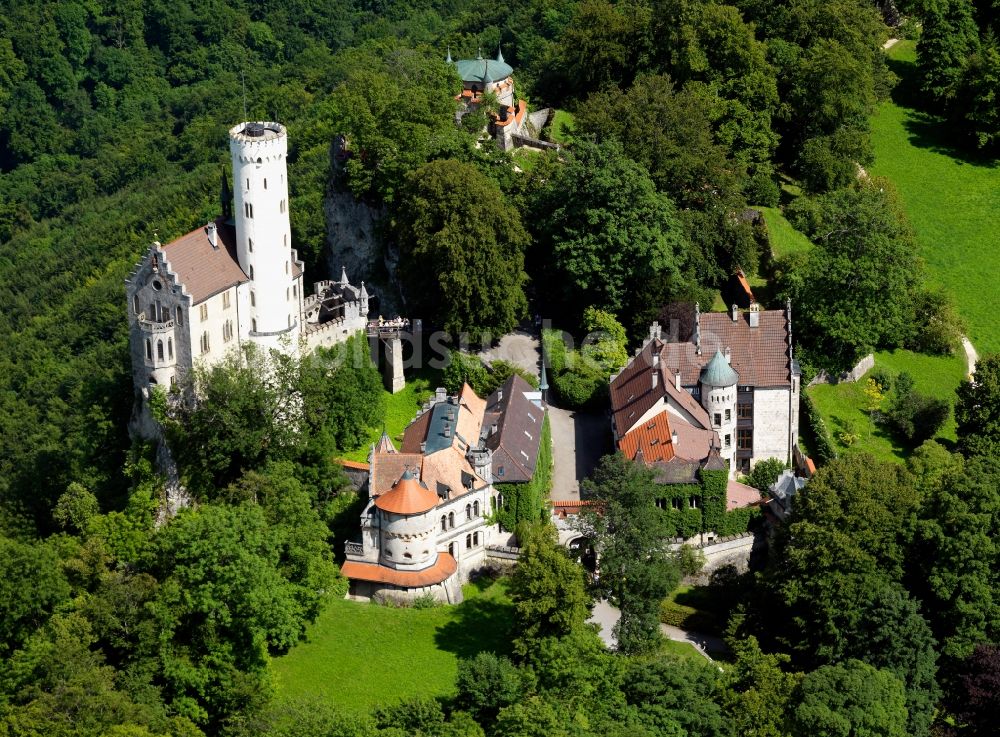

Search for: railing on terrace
xmin=344 ymin=541 xmax=365 ymax=557
xmin=138 ymin=313 xmax=175 ymax=333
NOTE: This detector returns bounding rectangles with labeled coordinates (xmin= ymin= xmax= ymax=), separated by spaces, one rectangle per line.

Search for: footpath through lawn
xmin=271 ymin=578 xmax=513 ymax=715
xmin=871 ymin=40 xmax=1000 ymax=356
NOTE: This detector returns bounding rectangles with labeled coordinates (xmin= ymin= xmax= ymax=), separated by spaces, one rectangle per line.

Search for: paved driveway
xmin=477 ymin=332 xmax=540 ymax=376
xmin=549 ymin=406 xmax=610 ymax=501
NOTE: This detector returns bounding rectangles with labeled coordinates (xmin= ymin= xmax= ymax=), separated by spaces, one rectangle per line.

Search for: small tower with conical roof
xmin=699 ymin=349 xmax=739 ymax=475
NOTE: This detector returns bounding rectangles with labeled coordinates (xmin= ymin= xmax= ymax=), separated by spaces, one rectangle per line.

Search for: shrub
xmin=411 ymin=592 xmax=439 ymax=609
xmin=907 ymin=289 xmax=964 ymax=355
xmin=884 ymin=372 xmax=951 ymax=445
xmin=744 ymin=458 xmax=788 ymax=491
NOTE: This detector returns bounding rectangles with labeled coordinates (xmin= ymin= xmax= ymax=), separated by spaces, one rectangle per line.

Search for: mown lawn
xmin=871 ymin=40 xmax=1000 ymax=355
xmin=807 ymin=348 xmax=967 ymax=463
xmin=340 ymin=366 xmax=442 ymax=462
xmin=271 ymin=578 xmax=514 ymax=715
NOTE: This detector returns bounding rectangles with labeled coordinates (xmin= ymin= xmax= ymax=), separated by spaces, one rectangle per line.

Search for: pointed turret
xmin=483 ymin=60 xmax=493 ymax=85
xmin=374 ymin=428 xmax=397 ymax=454
xmin=496 ymin=45 xmax=505 ymax=65
xmin=340 ymin=265 xmax=349 ymax=286
xmin=360 ymin=280 xmax=369 ymax=315
xmin=446 ymin=46 xmax=453 ymax=64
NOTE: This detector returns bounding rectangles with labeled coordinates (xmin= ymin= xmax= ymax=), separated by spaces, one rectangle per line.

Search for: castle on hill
xmin=342 ymin=375 xmax=547 ymax=603
xmin=450 ymin=47 xmax=552 ymax=151
xmin=125 ymin=121 xmax=372 ymax=397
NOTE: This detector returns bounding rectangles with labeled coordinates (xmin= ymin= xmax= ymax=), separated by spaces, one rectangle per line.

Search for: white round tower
xmin=228 ymin=121 xmax=299 ymax=353
xmin=374 ymin=471 xmax=441 ymax=571
xmin=700 ymin=349 xmax=739 ymax=474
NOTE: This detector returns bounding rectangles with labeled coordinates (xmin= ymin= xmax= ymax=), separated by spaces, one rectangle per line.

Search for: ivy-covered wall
xmin=495 ymin=413 xmax=552 ymax=530
xmin=653 ymin=467 xmax=759 ymax=538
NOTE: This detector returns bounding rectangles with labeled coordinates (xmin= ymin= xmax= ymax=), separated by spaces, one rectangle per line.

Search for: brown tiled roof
xmin=727 ymin=480 xmax=763 ymax=510
xmin=369 ymin=452 xmax=423 ymax=497
xmin=661 ymin=308 xmax=792 ymax=387
xmin=374 ymin=473 xmax=440 ymax=514
xmin=484 ymin=375 xmax=544 ymax=483
xmin=610 ymin=339 xmax=666 ymax=436
xmin=421 ymin=449 xmax=483 ymax=500
xmin=341 ymin=552 xmax=457 ymax=587
xmin=401 ymin=409 xmax=433 ymax=453
xmin=671 ymin=421 xmax=716 ymax=461
xmin=160 ymin=218 xmax=248 ymax=304
xmin=619 ymin=413 xmax=676 ymax=463
xmin=455 ymin=383 xmax=486 ymax=447
xmin=610 ymin=340 xmax=710 ymax=437
xmin=337 ymin=459 xmax=368 ymax=471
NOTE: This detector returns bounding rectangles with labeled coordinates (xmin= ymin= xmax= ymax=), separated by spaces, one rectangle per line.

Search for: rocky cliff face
xmin=323 ymin=190 xmax=403 ymax=316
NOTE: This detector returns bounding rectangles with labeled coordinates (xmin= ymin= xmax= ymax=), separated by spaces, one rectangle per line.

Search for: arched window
xmin=448 ymin=542 xmax=455 ymax=557
xmin=293 ymin=284 xmax=297 ymax=298
xmin=250 ymin=291 xmax=255 ymax=307
xmin=168 ymin=338 xmax=173 ymax=359
xmin=157 ymin=340 xmax=164 ymax=361
xmin=465 ymin=534 xmax=472 ymax=549
xmin=473 ymin=500 xmax=480 ymax=517
xmin=246 ymin=178 xmax=249 ymax=190
xmin=403 ymin=552 xmax=412 ymax=559
xmin=466 ymin=504 xmax=472 ymax=521
xmin=256 ymin=157 xmax=262 ymax=165
xmin=145 ymin=339 xmax=152 ymax=360
xmin=448 ymin=512 xmax=455 ymax=529
xmin=441 ymin=515 xmax=447 ymax=532
xmin=473 ymin=532 xmax=479 ymax=546
xmin=175 ymin=306 xmax=183 ymax=326
xmin=251 ymin=318 xmax=257 ymax=333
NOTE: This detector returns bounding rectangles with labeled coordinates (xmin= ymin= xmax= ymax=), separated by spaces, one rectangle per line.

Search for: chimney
xmin=725 ymin=347 xmax=732 ymax=364
xmin=731 ymin=303 xmax=739 ymax=322
xmin=207 ymin=222 xmax=218 ymax=249
xmin=649 ymin=321 xmax=662 ymax=340
xmin=671 ymin=429 xmax=678 ymax=446
xmin=749 ymin=302 xmax=760 ymax=328
xmin=674 ymin=370 xmax=682 ymax=391
xmin=652 ymin=370 xmax=659 ymax=390
xmin=435 ymin=387 xmax=447 ymax=403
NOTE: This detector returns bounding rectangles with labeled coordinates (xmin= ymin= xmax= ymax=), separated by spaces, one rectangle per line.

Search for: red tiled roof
xmin=160 ymin=218 xmax=248 ymax=304
xmin=672 ymin=421 xmax=716 ymax=461
xmin=369 ymin=453 xmax=423 ymax=497
xmin=662 ymin=309 xmax=792 ymax=387
xmin=374 ymin=473 xmax=440 ymax=514
xmin=338 ymin=459 xmax=368 ymax=470
xmin=618 ymin=413 xmax=676 ymax=463
xmin=341 ymin=553 xmax=457 ymax=587
xmin=727 ymin=480 xmax=764 ymax=510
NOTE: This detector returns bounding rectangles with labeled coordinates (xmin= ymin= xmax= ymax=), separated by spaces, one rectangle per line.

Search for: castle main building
xmin=126 ymin=121 xmax=370 ymax=396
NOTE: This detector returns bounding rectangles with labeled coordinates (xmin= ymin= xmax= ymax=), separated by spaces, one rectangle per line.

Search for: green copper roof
xmin=454 ymin=56 xmax=513 ymax=84
xmin=700 ymin=350 xmax=739 ymax=387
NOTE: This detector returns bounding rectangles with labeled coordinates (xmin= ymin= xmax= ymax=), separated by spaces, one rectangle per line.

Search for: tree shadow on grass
xmin=434 ymin=586 xmax=515 ymax=660
xmin=885 ymin=54 xmax=1000 ymax=168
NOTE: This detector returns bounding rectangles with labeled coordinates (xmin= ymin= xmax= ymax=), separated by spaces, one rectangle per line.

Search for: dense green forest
xmin=1 ymin=0 xmax=999 ymax=734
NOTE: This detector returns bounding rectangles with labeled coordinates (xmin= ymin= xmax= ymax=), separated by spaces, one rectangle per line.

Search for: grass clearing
xmin=549 ymin=108 xmax=575 ymax=143
xmin=807 ymin=348 xmax=966 ymax=462
xmin=758 ymin=206 xmax=814 ymax=259
xmin=271 ymin=577 xmax=513 ymax=715
xmin=341 ymin=366 xmax=442 ymax=462
xmin=871 ymin=40 xmax=1000 ymax=355
xmin=512 ymin=146 xmax=542 ymax=172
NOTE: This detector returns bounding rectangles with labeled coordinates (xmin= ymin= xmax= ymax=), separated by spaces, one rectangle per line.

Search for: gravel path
xmin=477 ymin=332 xmax=540 ymax=376
xmin=962 ymin=336 xmax=979 ymax=378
